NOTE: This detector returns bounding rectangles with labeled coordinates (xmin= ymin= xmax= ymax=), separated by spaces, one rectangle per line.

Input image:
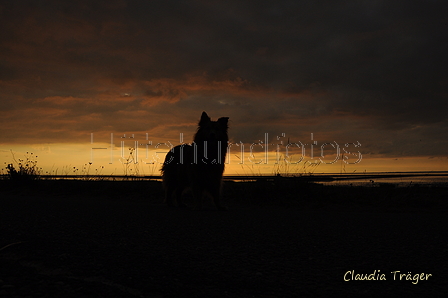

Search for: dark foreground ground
xmin=1 ymin=179 xmax=448 ymax=297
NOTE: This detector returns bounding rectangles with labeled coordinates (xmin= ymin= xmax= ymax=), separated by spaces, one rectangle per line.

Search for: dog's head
xmin=196 ymin=111 xmax=229 ymax=142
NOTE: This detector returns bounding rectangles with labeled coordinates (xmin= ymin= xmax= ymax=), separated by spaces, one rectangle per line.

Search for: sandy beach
xmin=1 ymin=180 xmax=447 ymax=297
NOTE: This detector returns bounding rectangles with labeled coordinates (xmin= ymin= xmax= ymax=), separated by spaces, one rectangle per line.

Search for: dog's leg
xmin=165 ymin=187 xmax=175 ymax=208
xmin=211 ymin=187 xmax=227 ymax=211
xmin=175 ymin=187 xmax=188 ymax=209
xmin=191 ymin=187 xmax=203 ymax=210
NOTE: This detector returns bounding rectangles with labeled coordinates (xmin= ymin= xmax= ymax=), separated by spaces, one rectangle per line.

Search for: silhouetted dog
xmin=161 ymin=112 xmax=229 ymax=210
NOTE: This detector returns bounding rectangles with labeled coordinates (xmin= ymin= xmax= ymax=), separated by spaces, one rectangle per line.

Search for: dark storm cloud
xmin=0 ymin=0 xmax=447 ymax=156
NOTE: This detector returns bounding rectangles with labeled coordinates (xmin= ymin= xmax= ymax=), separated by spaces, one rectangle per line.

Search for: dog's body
xmin=161 ymin=112 xmax=229 ymax=210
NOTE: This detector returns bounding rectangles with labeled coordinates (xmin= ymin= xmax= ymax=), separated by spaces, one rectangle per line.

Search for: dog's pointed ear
xmin=199 ymin=111 xmax=211 ymax=126
xmin=218 ymin=117 xmax=229 ymax=127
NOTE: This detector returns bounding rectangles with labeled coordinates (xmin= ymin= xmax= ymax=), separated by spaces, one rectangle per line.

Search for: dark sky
xmin=1 ymin=0 xmax=447 ymax=161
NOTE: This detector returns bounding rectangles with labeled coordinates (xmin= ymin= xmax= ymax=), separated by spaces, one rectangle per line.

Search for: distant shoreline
xmin=2 ymin=171 xmax=447 ymax=185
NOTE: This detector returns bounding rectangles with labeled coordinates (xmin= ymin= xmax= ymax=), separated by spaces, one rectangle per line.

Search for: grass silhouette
xmin=3 ymin=150 xmax=41 ymax=182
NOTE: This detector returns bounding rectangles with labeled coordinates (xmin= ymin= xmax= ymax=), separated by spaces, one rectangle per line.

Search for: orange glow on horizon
xmin=2 ymin=143 xmax=447 ymax=177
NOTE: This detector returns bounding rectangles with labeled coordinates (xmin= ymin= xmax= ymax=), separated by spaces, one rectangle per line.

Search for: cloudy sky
xmin=1 ymin=0 xmax=447 ymax=174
